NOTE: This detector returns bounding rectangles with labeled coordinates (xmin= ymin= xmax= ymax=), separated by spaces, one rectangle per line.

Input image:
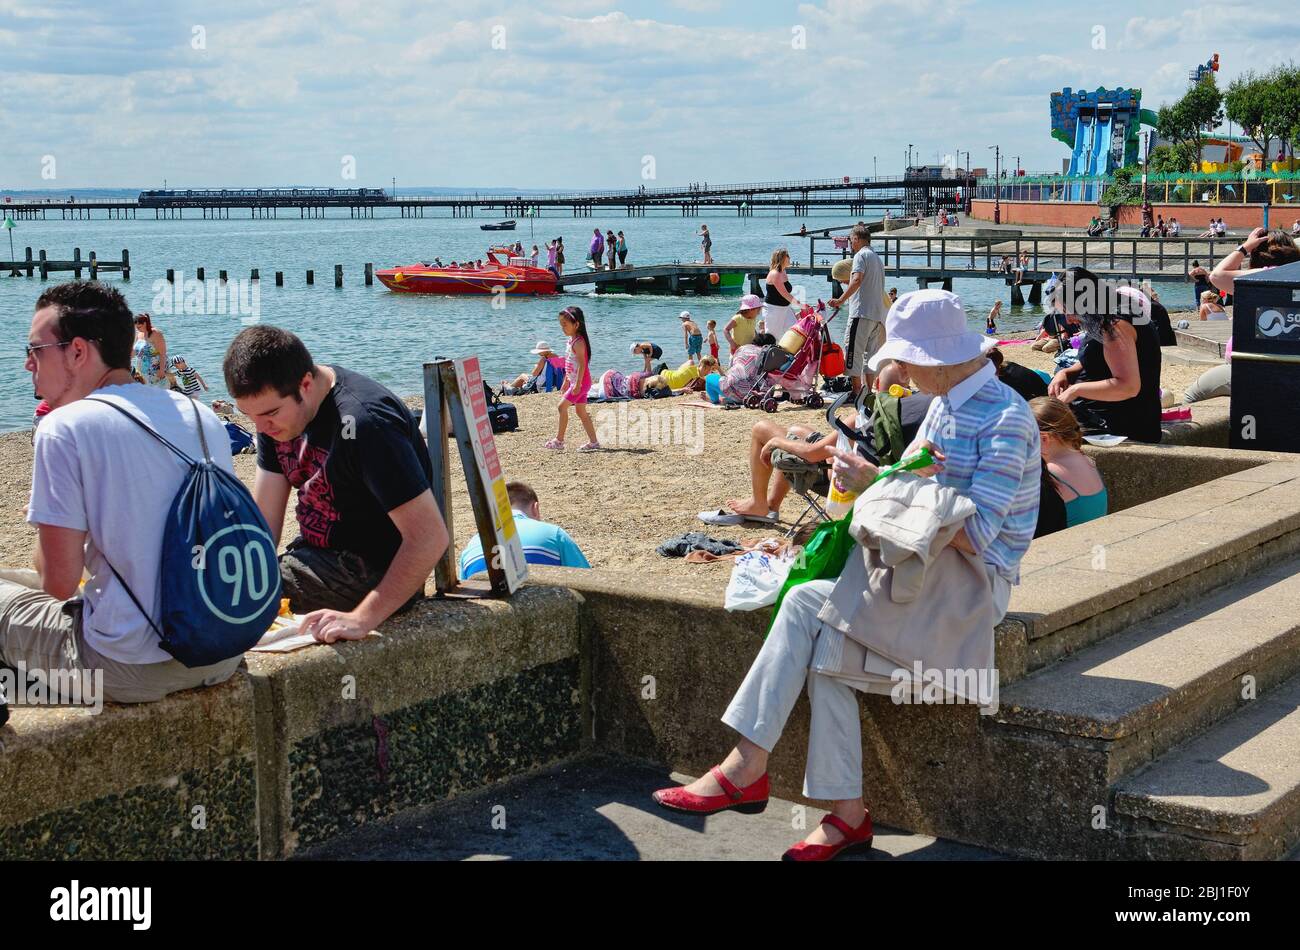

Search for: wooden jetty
xmin=556 ymin=232 xmax=1230 ymax=299
xmin=2 ymin=247 xmax=130 ymax=280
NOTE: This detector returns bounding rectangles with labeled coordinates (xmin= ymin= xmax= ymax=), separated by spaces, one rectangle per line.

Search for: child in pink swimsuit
xmin=546 ymin=306 xmax=601 ymax=451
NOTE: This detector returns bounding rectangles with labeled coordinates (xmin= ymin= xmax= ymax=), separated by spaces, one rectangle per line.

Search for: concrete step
xmin=1160 ymin=344 xmax=1224 ymax=367
xmin=1174 ymin=322 xmax=1232 ymax=359
xmin=1112 ymin=673 xmax=1300 ymax=860
xmin=1003 ymin=464 xmax=1300 ymax=679
xmin=994 ymin=553 xmax=1300 ymax=782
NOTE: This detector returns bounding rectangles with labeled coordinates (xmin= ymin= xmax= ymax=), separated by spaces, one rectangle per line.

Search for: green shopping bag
xmin=765 ymin=515 xmax=855 ymax=636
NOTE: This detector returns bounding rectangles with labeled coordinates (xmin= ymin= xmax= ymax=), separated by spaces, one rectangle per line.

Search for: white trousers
xmin=762 ymin=302 xmax=795 ymax=341
xmin=721 ymin=580 xmax=864 ymax=801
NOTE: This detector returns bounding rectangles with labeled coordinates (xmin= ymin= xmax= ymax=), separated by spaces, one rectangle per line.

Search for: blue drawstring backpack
xmin=88 ymin=397 xmax=282 ymax=667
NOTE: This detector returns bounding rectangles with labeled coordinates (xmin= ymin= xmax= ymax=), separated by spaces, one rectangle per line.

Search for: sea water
xmin=0 ymin=208 xmax=1196 ymax=431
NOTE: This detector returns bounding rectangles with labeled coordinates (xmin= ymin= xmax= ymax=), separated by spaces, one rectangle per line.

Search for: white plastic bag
xmin=724 ymin=550 xmax=795 ymax=611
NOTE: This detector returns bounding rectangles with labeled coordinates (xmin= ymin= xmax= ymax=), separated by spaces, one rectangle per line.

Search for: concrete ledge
xmin=1009 ymin=462 xmax=1300 ymax=667
xmin=1085 ymin=440 xmax=1286 ymax=512
xmin=0 ymin=586 xmax=587 ymax=860
xmin=0 ymin=676 xmax=258 ymax=859
xmin=246 ymin=585 xmax=586 ymax=857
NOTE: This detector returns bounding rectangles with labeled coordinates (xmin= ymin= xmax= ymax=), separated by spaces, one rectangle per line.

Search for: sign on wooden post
xmin=422 ymin=358 xmax=527 ymax=595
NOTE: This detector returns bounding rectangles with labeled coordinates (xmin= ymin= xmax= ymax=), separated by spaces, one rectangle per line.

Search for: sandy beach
xmin=0 ymin=320 xmax=1218 ymax=583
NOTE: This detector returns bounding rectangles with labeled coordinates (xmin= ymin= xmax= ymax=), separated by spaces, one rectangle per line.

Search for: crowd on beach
xmin=6 ymin=214 xmax=1298 ymax=861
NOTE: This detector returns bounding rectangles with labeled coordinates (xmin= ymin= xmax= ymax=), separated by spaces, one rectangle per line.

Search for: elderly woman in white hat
xmin=653 ymin=289 xmax=1041 ymax=861
xmin=500 ymin=340 xmax=565 ymax=395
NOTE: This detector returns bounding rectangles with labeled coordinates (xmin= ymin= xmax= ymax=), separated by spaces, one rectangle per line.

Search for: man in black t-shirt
xmin=223 ymin=327 xmax=447 ymax=643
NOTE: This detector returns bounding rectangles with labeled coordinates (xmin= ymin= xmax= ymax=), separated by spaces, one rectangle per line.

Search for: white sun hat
xmin=530 ymin=340 xmax=554 ymax=355
xmin=867 ymin=288 xmax=996 ymax=371
xmin=679 ymin=310 xmax=692 ymax=320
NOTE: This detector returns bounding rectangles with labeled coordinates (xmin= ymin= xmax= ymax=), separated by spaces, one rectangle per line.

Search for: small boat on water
xmin=480 ymin=220 xmax=516 ymax=231
xmin=376 ymin=246 xmax=557 ymax=296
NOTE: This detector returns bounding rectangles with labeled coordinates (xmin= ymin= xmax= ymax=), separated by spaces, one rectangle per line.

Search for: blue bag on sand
xmin=225 ymin=420 xmax=255 ymax=454
xmin=88 ymin=398 xmax=281 ymax=667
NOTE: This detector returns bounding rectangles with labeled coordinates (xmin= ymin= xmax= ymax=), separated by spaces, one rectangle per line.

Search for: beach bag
xmin=225 ymin=420 xmax=255 ymax=455
xmin=819 ymin=325 xmax=845 ymax=378
xmin=765 ymin=515 xmax=856 ymax=636
xmin=725 ymin=550 xmax=795 ymax=611
xmin=483 ymin=383 xmax=520 ymax=434
xmin=86 ymin=397 xmax=281 ymax=668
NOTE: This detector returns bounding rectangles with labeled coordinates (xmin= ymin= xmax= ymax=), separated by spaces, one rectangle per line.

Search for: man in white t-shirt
xmin=0 ymin=281 xmax=242 ymax=704
xmin=828 ymin=223 xmax=887 ymax=394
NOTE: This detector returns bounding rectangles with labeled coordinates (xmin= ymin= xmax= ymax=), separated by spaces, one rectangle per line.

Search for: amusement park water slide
xmin=1066 ymin=111 xmax=1113 ymax=200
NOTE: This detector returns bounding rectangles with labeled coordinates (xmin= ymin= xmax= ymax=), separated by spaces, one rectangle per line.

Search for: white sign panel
xmin=452 ymin=357 xmax=528 ymax=592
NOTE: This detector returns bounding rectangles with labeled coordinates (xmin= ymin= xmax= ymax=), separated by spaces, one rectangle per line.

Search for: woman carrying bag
xmin=652 ymin=289 xmax=1040 ymax=860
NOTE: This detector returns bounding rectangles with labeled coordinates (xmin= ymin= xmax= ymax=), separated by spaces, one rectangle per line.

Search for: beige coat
xmin=811 ymin=476 xmax=1001 ymax=702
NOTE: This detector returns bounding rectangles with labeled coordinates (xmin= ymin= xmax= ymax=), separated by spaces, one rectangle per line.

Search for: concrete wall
xmin=970 ymin=200 xmax=1271 ymax=231
xmin=0 ymin=586 xmax=586 ymax=860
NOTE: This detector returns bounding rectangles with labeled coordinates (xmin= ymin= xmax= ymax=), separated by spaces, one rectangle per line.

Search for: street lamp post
xmin=989 ymin=145 xmax=1001 ymax=224
xmin=907 ymin=144 xmax=914 ymax=175
xmin=963 ymin=150 xmax=972 ymax=212
xmin=873 ymin=156 xmax=877 ymax=180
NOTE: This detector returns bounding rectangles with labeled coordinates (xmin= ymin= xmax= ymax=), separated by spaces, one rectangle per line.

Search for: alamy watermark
xmin=0 ymin=662 xmax=104 ymax=713
xmin=150 ymin=271 xmax=261 ymax=323
xmin=593 ymin=402 xmax=705 ymax=455
xmin=890 ymin=661 xmax=999 ymax=715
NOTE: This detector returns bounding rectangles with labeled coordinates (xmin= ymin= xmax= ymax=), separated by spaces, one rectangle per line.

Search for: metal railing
xmin=803 ymin=232 xmax=1228 ymax=281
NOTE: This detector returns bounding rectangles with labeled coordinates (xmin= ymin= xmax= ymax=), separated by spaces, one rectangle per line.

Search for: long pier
xmin=1 ymin=176 xmax=971 ymax=220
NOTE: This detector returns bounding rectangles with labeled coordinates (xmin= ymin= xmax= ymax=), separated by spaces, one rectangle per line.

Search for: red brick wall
xmin=969 ymin=200 xmax=1279 ymax=231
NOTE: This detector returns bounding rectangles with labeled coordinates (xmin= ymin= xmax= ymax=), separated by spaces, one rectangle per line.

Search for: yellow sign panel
xmin=493 ymin=478 xmax=516 ymax=541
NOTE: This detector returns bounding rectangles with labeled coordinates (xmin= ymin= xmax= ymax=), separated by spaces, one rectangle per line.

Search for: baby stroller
xmin=742 ymin=302 xmax=829 ymax=413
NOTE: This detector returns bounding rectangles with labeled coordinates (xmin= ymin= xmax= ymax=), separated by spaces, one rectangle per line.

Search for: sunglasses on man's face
xmin=25 ymin=340 xmax=71 ymax=358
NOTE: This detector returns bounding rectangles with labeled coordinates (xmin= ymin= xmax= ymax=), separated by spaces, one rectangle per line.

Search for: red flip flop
xmin=782 ymin=812 xmax=874 ymax=862
xmin=652 ymin=766 xmax=769 ymax=816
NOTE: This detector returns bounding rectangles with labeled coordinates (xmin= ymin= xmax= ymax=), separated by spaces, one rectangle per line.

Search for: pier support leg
xmin=1027 ymin=280 xmax=1042 ymax=305
xmin=1010 ymin=282 xmax=1025 ymax=306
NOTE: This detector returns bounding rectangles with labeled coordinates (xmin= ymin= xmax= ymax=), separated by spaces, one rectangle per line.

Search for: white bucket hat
xmin=867 ymin=289 xmax=995 ymax=371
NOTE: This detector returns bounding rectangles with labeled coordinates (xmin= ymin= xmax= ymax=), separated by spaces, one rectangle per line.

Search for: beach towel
xmin=656 ymin=532 xmax=743 ymax=558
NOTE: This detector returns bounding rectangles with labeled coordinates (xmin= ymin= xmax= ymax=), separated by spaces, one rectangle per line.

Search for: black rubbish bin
xmin=1229 ymin=260 xmax=1300 ymax=453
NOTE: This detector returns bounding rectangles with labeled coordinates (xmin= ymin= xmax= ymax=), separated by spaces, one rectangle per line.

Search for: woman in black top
xmin=1048 ymin=268 xmax=1162 ymax=443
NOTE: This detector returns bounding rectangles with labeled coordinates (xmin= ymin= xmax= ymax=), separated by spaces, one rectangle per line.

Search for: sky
xmin=2 ymin=0 xmax=1298 ymax=191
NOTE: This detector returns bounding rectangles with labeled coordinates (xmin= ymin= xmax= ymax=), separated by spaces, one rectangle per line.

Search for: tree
xmin=1271 ymin=64 xmax=1300 ymax=164
xmin=1147 ymin=143 xmax=1198 ymax=174
xmin=1156 ymin=75 xmax=1225 ymax=168
xmin=1225 ymin=69 xmax=1286 ymax=164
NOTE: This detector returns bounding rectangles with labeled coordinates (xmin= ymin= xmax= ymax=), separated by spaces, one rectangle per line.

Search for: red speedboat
xmin=376 ymin=246 xmax=557 ymax=296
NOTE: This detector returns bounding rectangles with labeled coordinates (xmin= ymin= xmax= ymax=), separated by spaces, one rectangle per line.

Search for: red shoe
xmin=782 ymin=812 xmax=874 ymax=862
xmin=652 ymin=766 xmax=769 ymax=816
